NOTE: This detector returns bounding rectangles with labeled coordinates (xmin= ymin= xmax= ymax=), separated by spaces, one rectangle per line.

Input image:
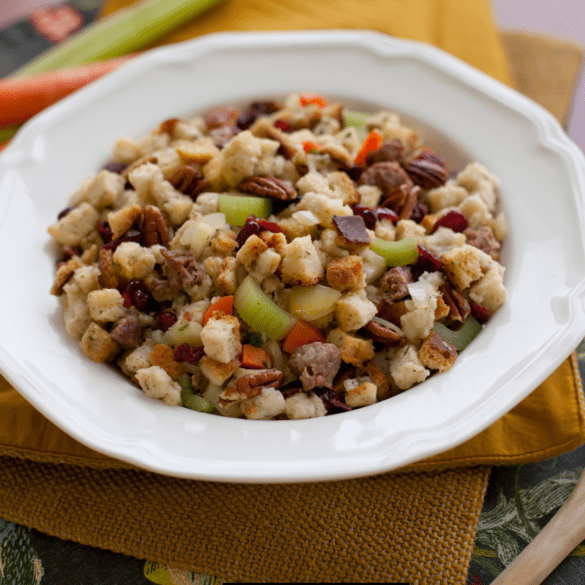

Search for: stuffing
xmin=49 ymin=94 xmax=508 ymax=420
xmin=326 ymin=328 xmax=375 ymax=366
xmin=345 ymin=380 xmax=378 ymax=408
xmin=285 ymin=392 xmax=327 ymax=419
xmin=87 ymin=288 xmax=124 ymax=323
xmin=112 ymin=242 xmax=156 ymax=280
xmin=334 ymin=292 xmax=377 ymax=332
xmin=135 ymin=366 xmax=182 ymax=406
xmin=326 ymin=255 xmax=365 ymax=291
xmin=47 ymin=202 xmax=100 ymax=246
xmin=441 ymin=244 xmax=492 ymax=291
xmin=85 ymin=169 xmax=125 ymax=209
xmin=80 ymin=322 xmax=119 ymax=362
xmin=241 ymin=387 xmax=287 ymax=420
xmin=200 ymin=314 xmax=242 ymax=364
xmin=389 ymin=345 xmax=430 ymax=390
xmin=280 ymin=235 xmax=323 ymax=286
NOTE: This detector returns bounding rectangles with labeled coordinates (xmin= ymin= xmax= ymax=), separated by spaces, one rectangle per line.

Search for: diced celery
xmin=218 ymin=194 xmax=272 ymax=226
xmin=234 ymin=275 xmax=297 ymax=340
xmin=289 ymin=284 xmax=341 ymax=321
xmin=433 ymin=317 xmax=483 ymax=352
xmin=370 ymin=236 xmax=419 ymax=266
xmin=181 ymin=390 xmax=215 ymax=413
xmin=344 ymin=110 xmax=370 ymax=140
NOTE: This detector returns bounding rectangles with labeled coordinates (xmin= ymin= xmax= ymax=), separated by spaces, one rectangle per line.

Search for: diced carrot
xmin=299 ymin=92 xmax=328 ymax=108
xmin=302 ymin=140 xmax=320 ymax=154
xmin=202 ymin=295 xmax=233 ymax=326
xmin=241 ymin=344 xmax=273 ymax=369
xmin=354 ymin=129 xmax=384 ymax=167
xmin=0 ymin=55 xmax=136 ymax=127
xmin=282 ymin=319 xmax=325 ymax=354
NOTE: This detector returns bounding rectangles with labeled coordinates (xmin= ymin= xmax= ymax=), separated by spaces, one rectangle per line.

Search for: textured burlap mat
xmin=0 ymin=29 xmax=582 ymax=585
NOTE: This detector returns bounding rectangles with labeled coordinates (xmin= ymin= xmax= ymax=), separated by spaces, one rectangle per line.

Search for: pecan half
xmin=142 ymin=205 xmax=170 ymax=247
xmin=379 ymin=183 xmax=421 ymax=219
xmin=238 ymin=175 xmax=298 ymax=200
xmin=168 ymin=165 xmax=210 ymax=199
xmin=439 ymin=282 xmax=470 ymax=323
xmin=219 ymin=369 xmax=285 ymax=405
xmin=361 ymin=320 xmax=405 ymax=346
xmin=402 ymin=148 xmax=449 ymax=189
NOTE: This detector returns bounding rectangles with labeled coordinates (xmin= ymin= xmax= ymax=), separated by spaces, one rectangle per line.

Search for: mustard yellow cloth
xmin=0 ymin=0 xmax=582 ymax=469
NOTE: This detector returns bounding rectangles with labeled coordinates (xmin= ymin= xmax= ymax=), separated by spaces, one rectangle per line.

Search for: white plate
xmin=1 ymin=30 xmax=585 ymax=483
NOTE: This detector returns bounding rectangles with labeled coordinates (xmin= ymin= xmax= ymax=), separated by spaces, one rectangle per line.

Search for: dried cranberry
xmin=57 ymin=206 xmax=75 ymax=220
xmin=102 ymin=161 xmax=128 ymax=174
xmin=315 ymin=389 xmax=352 ymax=414
xmin=470 ymin=301 xmax=490 ymax=324
xmin=101 ymin=229 xmax=141 ymax=252
xmin=174 ymin=344 xmax=205 ymax=364
xmin=375 ymin=207 xmax=400 ymax=223
xmin=237 ymin=101 xmax=281 ymax=130
xmin=96 ymin=218 xmax=113 ymax=244
xmin=433 ymin=210 xmax=469 ymax=233
xmin=60 ymin=245 xmax=81 ymax=262
xmin=410 ymin=200 xmax=429 ymax=223
xmin=122 ymin=279 xmax=152 ymax=311
xmin=273 ymin=119 xmax=293 ymax=133
xmin=352 ymin=205 xmax=378 ymax=229
xmin=236 ymin=215 xmax=282 ymax=249
xmin=416 ymin=246 xmax=442 ymax=272
xmin=158 ymin=310 xmax=178 ymax=332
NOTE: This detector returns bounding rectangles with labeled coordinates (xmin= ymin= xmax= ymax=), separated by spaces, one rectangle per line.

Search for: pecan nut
xmin=362 ymin=320 xmax=406 ymax=346
xmin=238 ymin=175 xmax=298 ymax=201
xmin=142 ymin=205 xmax=170 ymax=247
xmin=219 ymin=369 xmax=285 ymax=404
xmin=402 ymin=148 xmax=449 ymax=190
xmin=439 ymin=282 xmax=470 ymax=323
xmin=168 ymin=165 xmax=210 ymax=199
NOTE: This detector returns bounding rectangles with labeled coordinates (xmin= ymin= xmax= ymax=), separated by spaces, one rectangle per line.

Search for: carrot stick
xmin=299 ymin=93 xmax=328 ymax=108
xmin=282 ymin=320 xmax=325 ymax=354
xmin=0 ymin=55 xmax=136 ymax=127
xmin=241 ymin=345 xmax=273 ymax=369
xmin=202 ymin=295 xmax=234 ymax=326
xmin=354 ymin=129 xmax=383 ymax=166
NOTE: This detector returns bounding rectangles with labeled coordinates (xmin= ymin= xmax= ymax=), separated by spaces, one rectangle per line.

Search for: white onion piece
xmin=190 ymin=222 xmax=215 ymax=258
xmin=264 ymin=338 xmax=285 ymax=372
xmin=289 ymin=284 xmax=341 ymax=321
xmin=199 ymin=212 xmax=227 ymax=229
xmin=406 ymin=281 xmax=434 ymax=309
xmin=292 ymin=210 xmax=321 ymax=226
xmin=362 ymin=250 xmax=386 ymax=284
xmin=371 ymin=316 xmax=404 ymax=337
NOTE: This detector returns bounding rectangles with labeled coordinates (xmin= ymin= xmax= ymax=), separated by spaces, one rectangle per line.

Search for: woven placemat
xmin=0 ymin=31 xmax=582 ymax=585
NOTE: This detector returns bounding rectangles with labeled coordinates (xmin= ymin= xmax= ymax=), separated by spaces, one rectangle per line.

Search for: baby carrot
xmin=281 ymin=320 xmax=325 ymax=354
xmin=354 ymin=128 xmax=384 ymax=166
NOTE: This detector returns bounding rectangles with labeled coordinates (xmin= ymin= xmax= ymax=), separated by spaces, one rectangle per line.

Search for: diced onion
xmin=189 ymin=222 xmax=215 ymax=258
xmin=362 ymin=250 xmax=387 ymax=284
xmin=234 ymin=275 xmax=297 ymax=340
xmin=292 ymin=210 xmax=321 ymax=226
xmin=407 ymin=281 xmax=435 ymax=309
xmin=199 ymin=212 xmax=227 ymax=229
xmin=264 ymin=338 xmax=285 ymax=372
xmin=289 ymin=284 xmax=341 ymax=321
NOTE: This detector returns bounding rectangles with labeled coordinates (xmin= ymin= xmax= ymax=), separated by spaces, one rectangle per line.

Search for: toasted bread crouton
xmin=80 ymin=322 xmax=119 ymax=362
xmin=418 ymin=331 xmax=457 ymax=372
xmin=326 ymin=255 xmax=365 ymax=291
xmin=389 ymin=345 xmax=430 ymax=390
xmin=200 ymin=314 xmax=242 ymax=364
xmin=326 ymin=328 xmax=375 ymax=366
xmin=280 ymin=235 xmax=323 ymax=286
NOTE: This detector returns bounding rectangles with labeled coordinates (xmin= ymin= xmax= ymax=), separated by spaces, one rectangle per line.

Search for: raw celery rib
xmin=12 ymin=0 xmax=225 ymax=78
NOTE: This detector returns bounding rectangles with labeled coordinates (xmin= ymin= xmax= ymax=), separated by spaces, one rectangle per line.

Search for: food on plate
xmin=48 ymin=93 xmax=507 ymax=419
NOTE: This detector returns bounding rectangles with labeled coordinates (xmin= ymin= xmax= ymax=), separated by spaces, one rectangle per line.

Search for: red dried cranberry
xmin=433 ymin=210 xmax=469 ymax=233
xmin=315 ymin=389 xmax=352 ymax=414
xmin=410 ymin=200 xmax=429 ymax=223
xmin=236 ymin=215 xmax=282 ymax=249
xmin=375 ymin=207 xmax=400 ymax=223
xmin=274 ymin=119 xmax=293 ymax=133
xmin=122 ymin=279 xmax=152 ymax=311
xmin=174 ymin=344 xmax=205 ymax=364
xmin=352 ymin=205 xmax=378 ymax=230
xmin=470 ymin=301 xmax=490 ymax=324
xmin=60 ymin=245 xmax=81 ymax=262
xmin=96 ymin=218 xmax=113 ymax=244
xmin=57 ymin=206 xmax=75 ymax=220
xmin=237 ymin=101 xmax=281 ymax=130
xmin=102 ymin=162 xmax=128 ymax=174
xmin=417 ymin=246 xmax=442 ymax=272
xmin=158 ymin=310 xmax=178 ymax=332
xmin=101 ymin=229 xmax=141 ymax=252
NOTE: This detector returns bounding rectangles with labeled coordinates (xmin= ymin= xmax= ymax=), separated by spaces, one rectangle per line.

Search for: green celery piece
xmin=344 ymin=110 xmax=370 ymax=140
xmin=218 ymin=194 xmax=272 ymax=226
xmin=370 ymin=236 xmax=419 ymax=266
xmin=12 ymin=0 xmax=225 ymax=78
xmin=433 ymin=317 xmax=483 ymax=352
xmin=182 ymin=391 xmax=216 ymax=413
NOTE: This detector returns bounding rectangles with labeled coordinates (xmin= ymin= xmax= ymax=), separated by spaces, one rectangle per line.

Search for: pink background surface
xmin=0 ymin=0 xmax=584 ymax=151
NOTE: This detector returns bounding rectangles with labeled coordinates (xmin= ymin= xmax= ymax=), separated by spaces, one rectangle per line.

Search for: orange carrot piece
xmin=202 ymin=295 xmax=233 ymax=326
xmin=282 ymin=320 xmax=325 ymax=354
xmin=299 ymin=92 xmax=328 ymax=108
xmin=241 ymin=344 xmax=273 ymax=369
xmin=0 ymin=55 xmax=136 ymax=127
xmin=302 ymin=140 xmax=320 ymax=153
xmin=354 ymin=129 xmax=383 ymax=167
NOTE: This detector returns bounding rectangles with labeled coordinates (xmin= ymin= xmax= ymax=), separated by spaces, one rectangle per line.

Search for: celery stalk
xmin=219 ymin=194 xmax=272 ymax=226
xmin=433 ymin=317 xmax=482 ymax=352
xmin=344 ymin=110 xmax=370 ymax=140
xmin=370 ymin=236 xmax=419 ymax=266
xmin=12 ymin=0 xmax=225 ymax=78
